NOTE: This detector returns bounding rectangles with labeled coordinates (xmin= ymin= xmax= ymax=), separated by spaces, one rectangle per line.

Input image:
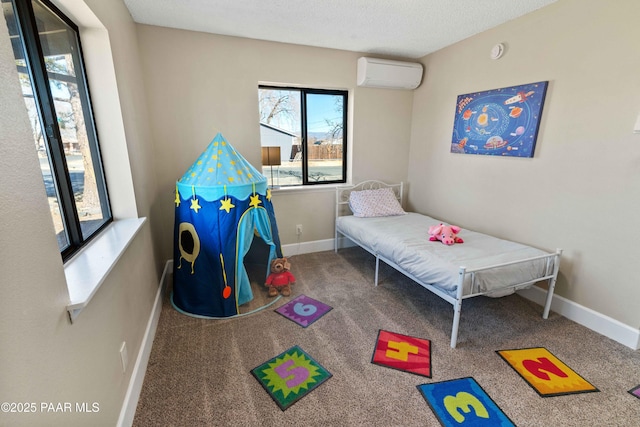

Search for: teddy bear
xmin=428 ymin=223 xmax=464 ymax=245
xmin=265 ymin=257 xmax=296 ymax=297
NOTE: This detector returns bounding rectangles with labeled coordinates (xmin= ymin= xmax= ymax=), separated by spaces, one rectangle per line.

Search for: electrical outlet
xmin=296 ymin=224 xmax=303 ymax=235
xmin=120 ymin=342 xmax=128 ymax=374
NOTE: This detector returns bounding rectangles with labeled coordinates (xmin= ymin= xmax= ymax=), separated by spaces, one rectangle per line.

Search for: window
xmin=258 ymin=86 xmax=347 ymax=186
xmin=3 ymin=0 xmax=111 ymax=260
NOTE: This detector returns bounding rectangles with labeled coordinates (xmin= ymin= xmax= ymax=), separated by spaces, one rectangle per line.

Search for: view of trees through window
xmin=258 ymin=86 xmax=347 ymax=186
xmin=3 ymin=0 xmax=111 ymax=258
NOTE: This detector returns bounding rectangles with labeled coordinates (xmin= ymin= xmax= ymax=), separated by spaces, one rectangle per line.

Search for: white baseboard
xmin=518 ymin=286 xmax=640 ymax=350
xmin=117 ymin=259 xmax=172 ymax=427
xmin=282 ymin=236 xmax=355 ymax=257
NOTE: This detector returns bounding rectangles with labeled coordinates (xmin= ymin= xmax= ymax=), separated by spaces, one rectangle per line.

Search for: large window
xmin=258 ymin=86 xmax=347 ymax=186
xmin=3 ymin=0 xmax=111 ymax=260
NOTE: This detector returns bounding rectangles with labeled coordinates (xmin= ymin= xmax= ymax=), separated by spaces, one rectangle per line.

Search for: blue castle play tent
xmin=172 ymin=133 xmax=283 ymax=318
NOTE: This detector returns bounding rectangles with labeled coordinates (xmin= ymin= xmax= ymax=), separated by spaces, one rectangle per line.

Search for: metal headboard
xmin=335 ymin=180 xmax=404 ymax=219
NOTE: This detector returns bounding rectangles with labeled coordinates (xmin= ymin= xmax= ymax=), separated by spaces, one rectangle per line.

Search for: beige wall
xmin=408 ymin=0 xmax=640 ymax=328
xmin=135 ymin=25 xmax=414 ymax=255
xmin=0 ymin=1 xmax=161 ymax=426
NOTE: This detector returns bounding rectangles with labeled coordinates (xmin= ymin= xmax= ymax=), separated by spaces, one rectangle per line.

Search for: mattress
xmin=336 ymin=213 xmax=549 ymax=297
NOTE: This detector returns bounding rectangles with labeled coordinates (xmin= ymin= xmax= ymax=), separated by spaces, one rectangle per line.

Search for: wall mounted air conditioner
xmin=356 ymin=57 xmax=423 ymax=90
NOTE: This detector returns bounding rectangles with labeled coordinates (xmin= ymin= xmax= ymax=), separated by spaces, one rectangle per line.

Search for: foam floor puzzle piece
xmin=251 ymin=345 xmax=332 ymax=411
xmin=418 ymin=377 xmax=515 ymax=427
xmin=497 ymin=347 xmax=598 ymax=397
xmin=275 ymin=294 xmax=332 ymax=327
xmin=371 ymin=329 xmax=431 ymax=378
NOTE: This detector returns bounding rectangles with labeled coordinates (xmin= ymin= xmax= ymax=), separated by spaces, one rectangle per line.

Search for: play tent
xmin=172 ymin=133 xmax=283 ymax=318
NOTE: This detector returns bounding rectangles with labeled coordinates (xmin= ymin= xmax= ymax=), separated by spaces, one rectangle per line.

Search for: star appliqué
xmin=190 ymin=198 xmax=202 ymax=213
xmin=219 ymin=197 xmax=235 ymax=213
xmin=249 ymin=194 xmax=262 ymax=209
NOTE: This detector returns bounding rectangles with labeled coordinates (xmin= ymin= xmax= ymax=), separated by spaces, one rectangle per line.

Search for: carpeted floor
xmin=133 ymin=247 xmax=640 ymax=426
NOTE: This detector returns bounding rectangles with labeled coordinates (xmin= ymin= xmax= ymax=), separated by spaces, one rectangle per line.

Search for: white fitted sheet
xmin=336 ymin=213 xmax=548 ymax=297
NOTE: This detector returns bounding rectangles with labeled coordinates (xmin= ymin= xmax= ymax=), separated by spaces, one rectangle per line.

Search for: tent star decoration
xmin=219 ymin=197 xmax=235 ymax=213
xmin=190 ymin=197 xmax=201 ymax=213
xmin=174 ymin=186 xmax=181 ymax=207
xmin=250 ymin=194 xmax=262 ymax=209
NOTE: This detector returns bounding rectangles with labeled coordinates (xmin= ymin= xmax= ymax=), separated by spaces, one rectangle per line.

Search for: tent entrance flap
xmin=239 ymin=237 xmax=274 ymax=314
xmin=236 ymin=207 xmax=278 ymax=306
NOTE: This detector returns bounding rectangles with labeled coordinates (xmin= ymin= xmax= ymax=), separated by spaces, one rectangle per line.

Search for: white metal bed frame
xmin=334 ymin=180 xmax=562 ymax=348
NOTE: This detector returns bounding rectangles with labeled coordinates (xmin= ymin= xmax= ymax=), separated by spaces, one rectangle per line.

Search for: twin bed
xmin=334 ymin=180 xmax=562 ymax=348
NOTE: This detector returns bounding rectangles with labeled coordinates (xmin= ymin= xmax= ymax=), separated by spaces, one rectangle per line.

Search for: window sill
xmin=65 ymin=217 xmax=146 ymax=322
xmin=270 ymin=183 xmax=347 ymax=195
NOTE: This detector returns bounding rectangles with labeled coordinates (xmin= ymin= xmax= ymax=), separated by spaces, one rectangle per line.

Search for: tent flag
xmin=172 ymin=133 xmax=283 ymax=318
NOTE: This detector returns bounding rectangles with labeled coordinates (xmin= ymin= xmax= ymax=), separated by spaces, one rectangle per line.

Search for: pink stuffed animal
xmin=428 ymin=223 xmax=464 ymax=245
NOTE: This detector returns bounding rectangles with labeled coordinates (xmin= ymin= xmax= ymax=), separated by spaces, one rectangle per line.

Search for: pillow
xmin=348 ymin=187 xmax=406 ymax=218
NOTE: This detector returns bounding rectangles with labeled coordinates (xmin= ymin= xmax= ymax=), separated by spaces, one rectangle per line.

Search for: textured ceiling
xmin=123 ymin=0 xmax=557 ymax=59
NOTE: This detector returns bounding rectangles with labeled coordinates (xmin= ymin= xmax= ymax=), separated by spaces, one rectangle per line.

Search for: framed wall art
xmin=450 ymin=81 xmax=548 ymax=157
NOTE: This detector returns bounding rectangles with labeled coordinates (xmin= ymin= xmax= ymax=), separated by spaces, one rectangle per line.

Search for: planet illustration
xmin=484 ymin=136 xmax=508 ymax=149
xmin=509 ymin=107 xmax=523 ymax=118
xmin=510 ymin=126 xmax=525 ymax=136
